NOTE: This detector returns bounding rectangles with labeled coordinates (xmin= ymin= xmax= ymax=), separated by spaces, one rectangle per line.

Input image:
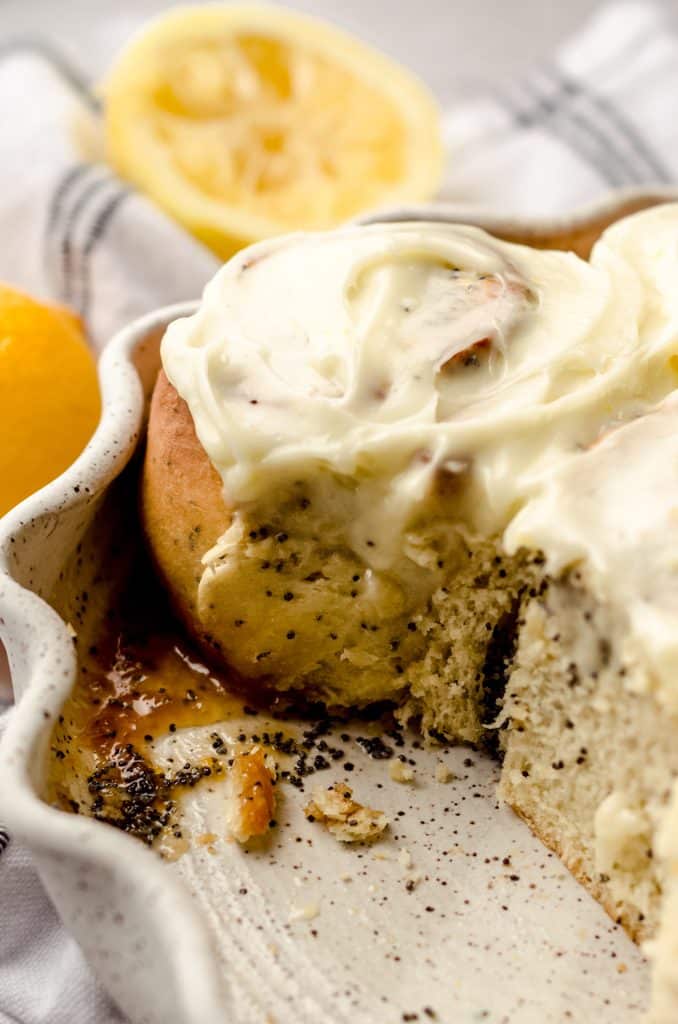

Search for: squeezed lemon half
xmin=104 ymin=4 xmax=443 ymax=257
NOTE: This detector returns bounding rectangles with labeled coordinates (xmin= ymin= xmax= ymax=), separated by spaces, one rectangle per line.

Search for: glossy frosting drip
xmin=162 ymin=207 xmax=678 ymax=580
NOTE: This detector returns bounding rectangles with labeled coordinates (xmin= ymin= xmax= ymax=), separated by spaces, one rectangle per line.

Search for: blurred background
xmin=5 ymin=0 xmax=672 ymax=103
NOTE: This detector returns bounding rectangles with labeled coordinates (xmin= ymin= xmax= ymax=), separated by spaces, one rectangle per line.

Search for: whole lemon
xmin=0 ymin=285 xmax=100 ymax=518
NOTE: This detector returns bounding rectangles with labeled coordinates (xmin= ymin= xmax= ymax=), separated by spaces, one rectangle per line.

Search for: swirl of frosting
xmin=506 ymin=391 xmax=678 ymax=707
xmin=162 ymin=210 xmax=678 ymax=569
xmin=504 ymin=203 xmax=678 ymax=708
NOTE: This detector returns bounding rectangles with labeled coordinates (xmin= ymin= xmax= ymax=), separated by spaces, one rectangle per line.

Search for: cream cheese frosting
xmin=506 ymin=390 xmax=678 ymax=709
xmin=162 ymin=206 xmax=678 ymax=575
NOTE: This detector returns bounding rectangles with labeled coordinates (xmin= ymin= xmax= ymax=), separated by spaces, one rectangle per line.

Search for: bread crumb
xmin=389 ymin=759 xmax=415 ymax=783
xmin=617 ymin=963 xmax=628 ymax=974
xmin=226 ymin=746 xmax=276 ymax=843
xmin=398 ymin=847 xmax=413 ymax=870
xmin=305 ymin=783 xmax=389 ymax=843
xmin=435 ymin=762 xmax=454 ymax=783
xmin=156 ymin=832 xmax=190 ymax=862
xmin=397 ymin=846 xmax=421 ymax=889
xmin=289 ymin=900 xmax=320 ymax=921
xmin=197 ymin=832 xmax=218 ymax=846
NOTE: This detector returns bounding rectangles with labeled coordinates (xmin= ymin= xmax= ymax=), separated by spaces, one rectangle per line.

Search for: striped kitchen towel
xmin=0 ymin=3 xmax=675 ymax=358
xmin=0 ymin=42 xmax=218 ymax=355
xmin=0 ymin=3 xmax=678 ymax=1023
xmin=440 ymin=1 xmax=678 ymax=212
xmin=0 ymin=713 xmax=125 ymax=1024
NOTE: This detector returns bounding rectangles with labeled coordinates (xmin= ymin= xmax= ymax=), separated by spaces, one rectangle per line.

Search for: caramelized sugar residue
xmin=84 ymin=630 xmax=246 ymax=757
xmin=49 ymin=538 xmax=361 ymax=848
xmin=49 ymin=545 xmax=278 ymax=844
xmin=73 ymin=549 xmax=253 ymax=762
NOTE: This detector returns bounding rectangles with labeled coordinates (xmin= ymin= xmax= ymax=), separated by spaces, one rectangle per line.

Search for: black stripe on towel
xmin=44 ymin=164 xmax=101 ymax=304
xmin=44 ymin=164 xmax=94 ymax=239
xmin=0 ymin=828 xmax=10 ymax=856
xmin=501 ymin=63 xmax=672 ymax=189
xmin=498 ymin=78 xmax=627 ymax=188
xmin=58 ymin=175 xmax=114 ymax=308
xmin=552 ymin=69 xmax=672 ymax=185
xmin=44 ymin=169 xmax=119 ymax=311
xmin=78 ymin=187 xmax=130 ymax=321
xmin=0 ymin=37 xmax=99 ymax=111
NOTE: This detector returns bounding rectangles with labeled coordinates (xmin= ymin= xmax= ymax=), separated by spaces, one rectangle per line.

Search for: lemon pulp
xmin=105 ymin=5 xmax=443 ymax=257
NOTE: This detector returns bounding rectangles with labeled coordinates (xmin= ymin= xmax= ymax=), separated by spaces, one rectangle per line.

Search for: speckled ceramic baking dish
xmin=1 ymin=191 xmax=676 ymax=1024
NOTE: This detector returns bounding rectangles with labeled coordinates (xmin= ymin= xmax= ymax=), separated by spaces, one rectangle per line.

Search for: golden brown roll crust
xmin=142 ymin=368 xmax=528 ymax=723
xmin=142 ymin=370 xmax=421 ymax=701
xmin=141 ymin=370 xmax=232 ymax=660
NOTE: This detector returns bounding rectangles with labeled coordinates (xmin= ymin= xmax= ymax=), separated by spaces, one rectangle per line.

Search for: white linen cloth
xmin=0 ymin=2 xmax=677 ymax=1020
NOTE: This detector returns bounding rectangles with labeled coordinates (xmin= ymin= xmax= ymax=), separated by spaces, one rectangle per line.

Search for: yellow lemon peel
xmin=104 ymin=4 xmax=443 ymax=258
xmin=0 ymin=285 xmax=100 ymax=517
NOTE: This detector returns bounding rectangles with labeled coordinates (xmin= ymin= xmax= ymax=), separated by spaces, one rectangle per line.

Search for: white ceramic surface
xmin=0 ymin=197 xmax=672 ymax=1024
xmin=0 ymin=303 xmax=230 ymax=1024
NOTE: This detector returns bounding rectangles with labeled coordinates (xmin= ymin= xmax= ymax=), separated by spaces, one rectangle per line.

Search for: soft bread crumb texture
xmin=142 ymin=368 xmax=678 ymax=991
xmin=196 ymin=511 xmax=531 ymax=728
xmin=305 ymin=783 xmax=389 ymax=842
xmin=500 ymin=578 xmax=678 ymax=944
xmin=142 ymin=372 xmax=534 ymax=739
xmin=397 ymin=548 xmax=538 ymax=743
